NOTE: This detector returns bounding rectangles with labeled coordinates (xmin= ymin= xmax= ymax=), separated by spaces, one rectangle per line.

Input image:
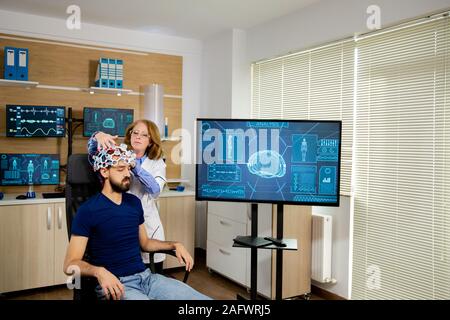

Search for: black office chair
xmin=65 ymin=154 xmax=189 ymax=300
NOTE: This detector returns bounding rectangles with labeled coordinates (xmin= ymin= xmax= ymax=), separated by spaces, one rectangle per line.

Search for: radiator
xmin=311 ymin=213 xmax=334 ymax=283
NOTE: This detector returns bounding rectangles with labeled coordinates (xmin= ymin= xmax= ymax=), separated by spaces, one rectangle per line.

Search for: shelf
xmin=86 ymin=86 xmax=133 ymax=96
xmin=161 ymin=136 xmax=182 ymax=142
xmin=0 ymin=79 xmax=39 ymax=88
xmin=166 ymin=179 xmax=190 ymax=183
xmin=0 ymin=81 xmax=182 ymax=99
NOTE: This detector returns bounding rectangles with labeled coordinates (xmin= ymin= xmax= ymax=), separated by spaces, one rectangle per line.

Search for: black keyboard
xmin=42 ymin=192 xmax=65 ymax=199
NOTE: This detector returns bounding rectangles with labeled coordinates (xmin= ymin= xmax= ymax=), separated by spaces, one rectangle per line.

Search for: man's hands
xmin=95 ymin=267 xmax=125 ymax=300
xmin=94 ymin=132 xmax=118 ymax=150
xmin=174 ymin=242 xmax=194 ymax=272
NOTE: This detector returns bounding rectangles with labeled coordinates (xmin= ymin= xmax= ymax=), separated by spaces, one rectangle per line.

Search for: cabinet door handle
xmin=219 ymin=220 xmax=231 ymax=227
xmin=219 ymin=248 xmax=231 ymax=256
xmin=47 ymin=207 xmax=52 ymax=230
xmin=58 ymin=207 xmax=62 ymax=229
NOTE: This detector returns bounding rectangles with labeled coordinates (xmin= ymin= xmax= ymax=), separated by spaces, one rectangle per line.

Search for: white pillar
xmin=142 ymin=84 xmax=164 ymax=137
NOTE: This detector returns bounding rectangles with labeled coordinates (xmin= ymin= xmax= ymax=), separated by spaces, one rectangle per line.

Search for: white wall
xmin=247 ymin=0 xmax=450 ymax=63
xmin=231 ymin=29 xmax=251 ymax=119
xmin=200 ymin=30 xmax=233 ymax=119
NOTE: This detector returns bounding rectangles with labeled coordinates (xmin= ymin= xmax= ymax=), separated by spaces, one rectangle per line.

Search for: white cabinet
xmin=0 ymin=200 xmax=68 ymax=293
xmin=206 ymin=201 xmax=272 ymax=298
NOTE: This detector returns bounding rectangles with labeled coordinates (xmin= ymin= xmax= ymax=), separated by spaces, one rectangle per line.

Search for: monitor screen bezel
xmin=82 ymin=107 xmax=134 ymax=137
xmin=5 ymin=105 xmax=66 ymax=138
xmin=195 ymin=118 xmax=342 ymax=207
xmin=0 ymin=153 xmax=61 ymax=186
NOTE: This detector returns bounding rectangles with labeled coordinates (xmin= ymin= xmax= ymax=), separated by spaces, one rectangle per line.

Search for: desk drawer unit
xmin=206 ymin=240 xmax=247 ymax=285
xmin=207 ymin=213 xmax=246 ymax=247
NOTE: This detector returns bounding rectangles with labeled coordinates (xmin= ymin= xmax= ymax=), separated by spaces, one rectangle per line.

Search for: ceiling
xmin=0 ymin=0 xmax=320 ymax=39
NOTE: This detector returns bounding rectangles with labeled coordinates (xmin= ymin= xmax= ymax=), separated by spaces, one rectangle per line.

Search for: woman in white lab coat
xmin=88 ymin=119 xmax=167 ymax=273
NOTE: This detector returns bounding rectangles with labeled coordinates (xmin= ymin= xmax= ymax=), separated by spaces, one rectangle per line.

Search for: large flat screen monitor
xmin=6 ymin=105 xmax=66 ymax=137
xmin=196 ymin=119 xmax=341 ymax=206
xmin=0 ymin=154 xmax=60 ymax=186
xmin=83 ymin=107 xmax=134 ymax=137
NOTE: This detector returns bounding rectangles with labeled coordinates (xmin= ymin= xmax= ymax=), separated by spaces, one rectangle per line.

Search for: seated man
xmin=64 ymin=144 xmax=210 ymax=300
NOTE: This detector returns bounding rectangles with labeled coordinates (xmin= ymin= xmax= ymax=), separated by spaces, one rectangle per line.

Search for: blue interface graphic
xmin=6 ymin=105 xmax=66 ymax=137
xmin=196 ymin=120 xmax=341 ymax=205
xmin=83 ymin=107 xmax=134 ymax=137
xmin=0 ymin=154 xmax=60 ymax=186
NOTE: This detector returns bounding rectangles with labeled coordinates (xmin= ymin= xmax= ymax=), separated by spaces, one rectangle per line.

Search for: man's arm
xmin=139 ymin=224 xmax=194 ymax=271
xmin=63 ymin=235 xmax=125 ymax=300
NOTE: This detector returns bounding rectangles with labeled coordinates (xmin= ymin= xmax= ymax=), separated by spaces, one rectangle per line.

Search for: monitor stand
xmin=233 ymin=203 xmax=295 ymax=300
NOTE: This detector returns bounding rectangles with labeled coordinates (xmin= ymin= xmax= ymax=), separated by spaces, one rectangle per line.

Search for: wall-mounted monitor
xmin=83 ymin=107 xmax=134 ymax=137
xmin=0 ymin=154 xmax=60 ymax=186
xmin=6 ymin=105 xmax=66 ymax=137
xmin=196 ymin=119 xmax=341 ymax=206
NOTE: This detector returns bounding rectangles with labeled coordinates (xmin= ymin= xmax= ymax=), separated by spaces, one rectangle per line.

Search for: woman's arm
xmin=131 ymin=160 xmax=162 ymax=195
xmin=132 ymin=159 xmax=166 ymax=196
xmin=88 ymin=131 xmax=118 ymax=151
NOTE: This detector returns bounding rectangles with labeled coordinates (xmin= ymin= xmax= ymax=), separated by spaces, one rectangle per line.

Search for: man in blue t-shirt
xmin=64 ymin=144 xmax=210 ymax=300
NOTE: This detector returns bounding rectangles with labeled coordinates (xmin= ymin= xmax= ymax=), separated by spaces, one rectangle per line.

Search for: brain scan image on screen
xmin=247 ymin=150 xmax=286 ymax=179
xmin=83 ymin=107 xmax=133 ymax=137
xmin=196 ymin=119 xmax=341 ymax=205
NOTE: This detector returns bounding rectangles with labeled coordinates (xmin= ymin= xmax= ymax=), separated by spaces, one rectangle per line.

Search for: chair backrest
xmin=65 ymin=154 xmax=102 ymax=300
xmin=65 ymin=154 xmax=102 ymax=239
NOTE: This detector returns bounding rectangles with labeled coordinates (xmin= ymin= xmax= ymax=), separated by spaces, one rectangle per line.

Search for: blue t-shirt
xmin=71 ymin=192 xmax=146 ymax=277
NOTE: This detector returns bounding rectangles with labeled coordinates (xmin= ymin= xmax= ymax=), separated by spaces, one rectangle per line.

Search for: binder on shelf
xmin=94 ymin=58 xmax=109 ymax=88
xmin=115 ymin=59 xmax=123 ymax=89
xmin=4 ymin=47 xmax=17 ymax=80
xmin=16 ymin=48 xmax=29 ymax=81
xmin=108 ymin=58 xmax=116 ymax=88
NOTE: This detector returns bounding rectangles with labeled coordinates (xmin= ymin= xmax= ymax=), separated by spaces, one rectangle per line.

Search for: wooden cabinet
xmin=0 ymin=201 xmax=68 ymax=293
xmin=271 ymin=204 xmax=311 ymax=299
xmin=158 ymin=195 xmax=196 ymax=269
xmin=206 ymin=201 xmax=312 ymax=299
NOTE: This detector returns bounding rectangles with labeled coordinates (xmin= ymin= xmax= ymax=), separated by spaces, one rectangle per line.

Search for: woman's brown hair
xmin=124 ymin=119 xmax=163 ymax=160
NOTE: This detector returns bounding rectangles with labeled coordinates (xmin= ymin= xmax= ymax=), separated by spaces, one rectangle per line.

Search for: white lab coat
xmin=128 ymin=157 xmax=166 ymax=264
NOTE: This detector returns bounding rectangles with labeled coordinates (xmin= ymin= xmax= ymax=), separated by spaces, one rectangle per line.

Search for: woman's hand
xmin=94 ymin=132 xmax=118 ymax=150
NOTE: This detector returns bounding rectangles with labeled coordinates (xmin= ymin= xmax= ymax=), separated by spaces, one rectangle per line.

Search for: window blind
xmin=251 ymin=41 xmax=354 ymax=195
xmin=352 ymin=16 xmax=450 ymax=299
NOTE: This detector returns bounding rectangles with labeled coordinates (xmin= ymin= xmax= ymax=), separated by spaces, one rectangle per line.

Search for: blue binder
xmin=115 ymin=59 xmax=123 ymax=88
xmin=94 ymin=58 xmax=109 ymax=88
xmin=16 ymin=48 xmax=29 ymax=81
xmin=108 ymin=58 xmax=116 ymax=88
xmin=4 ymin=47 xmax=17 ymax=80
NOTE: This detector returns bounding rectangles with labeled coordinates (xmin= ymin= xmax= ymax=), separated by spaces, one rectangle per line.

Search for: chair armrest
xmin=144 ymin=249 xmax=190 ymax=283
